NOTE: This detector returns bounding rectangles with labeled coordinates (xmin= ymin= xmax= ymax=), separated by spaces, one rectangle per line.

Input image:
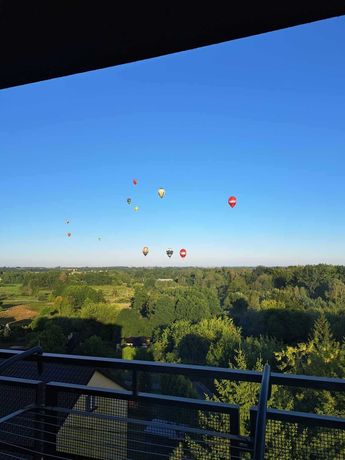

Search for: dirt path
xmin=0 ymin=304 xmax=38 ymax=322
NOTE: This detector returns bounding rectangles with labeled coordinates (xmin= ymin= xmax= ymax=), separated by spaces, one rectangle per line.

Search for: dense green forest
xmin=1 ymin=265 xmax=345 ymax=457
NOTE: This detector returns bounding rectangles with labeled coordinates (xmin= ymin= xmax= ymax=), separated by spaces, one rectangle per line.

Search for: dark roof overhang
xmin=1 ymin=1 xmax=345 ymax=90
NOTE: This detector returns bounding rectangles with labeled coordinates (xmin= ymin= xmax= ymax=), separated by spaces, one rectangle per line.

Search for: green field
xmin=0 ymin=284 xmax=52 ymax=326
xmin=0 ymin=282 xmax=133 ymax=328
xmin=0 ymin=284 xmax=51 ymax=310
xmin=91 ymin=284 xmax=133 ymax=309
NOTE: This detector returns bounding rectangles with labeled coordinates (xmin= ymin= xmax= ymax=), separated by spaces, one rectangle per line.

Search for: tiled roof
xmin=0 ymin=359 xmax=95 ymax=420
xmin=0 ymin=359 xmax=94 ymax=385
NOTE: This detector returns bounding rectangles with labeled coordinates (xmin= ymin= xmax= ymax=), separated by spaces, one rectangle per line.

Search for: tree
xmin=62 ymin=285 xmax=105 ymax=310
xmin=276 ymin=314 xmax=344 ymax=377
xmin=241 ymin=335 xmax=282 ymax=370
xmin=275 ymin=315 xmax=345 ymax=414
xmin=29 ymin=324 xmax=67 ymax=353
xmin=328 ymin=278 xmax=345 ymax=305
xmin=160 ymin=374 xmax=198 ymax=399
xmin=178 ymin=334 xmax=210 ymax=365
xmin=293 ymin=264 xmax=336 ymax=299
xmin=153 ymin=318 xmax=241 ymax=367
xmin=170 ymin=350 xmax=276 ymax=459
xmin=76 ymin=335 xmax=112 ymax=357
xmin=116 ymin=309 xmax=153 ymax=338
xmin=150 ymin=294 xmax=176 ymax=325
xmin=271 ymin=268 xmax=292 ymax=289
xmin=175 ymin=289 xmax=211 ymax=321
xmin=131 ymin=287 xmax=149 ymax=315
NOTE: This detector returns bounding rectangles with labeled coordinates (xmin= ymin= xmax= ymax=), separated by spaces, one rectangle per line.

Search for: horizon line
xmin=0 ymin=263 xmax=342 ymax=270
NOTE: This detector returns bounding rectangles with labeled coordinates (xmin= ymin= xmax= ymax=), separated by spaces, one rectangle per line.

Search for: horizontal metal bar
xmin=0 ymin=349 xmax=262 ymax=382
xmin=46 ymin=381 xmax=239 ymax=414
xmin=47 ymin=380 xmax=131 ymax=399
xmin=47 ymin=405 xmax=249 ymax=445
xmin=0 ymin=346 xmax=42 ymax=373
xmin=0 ymin=405 xmax=36 ymax=424
xmin=0 ymin=440 xmax=71 ymax=460
xmin=2 ymin=349 xmax=345 ymax=394
xmin=252 ymin=407 xmax=345 ymax=430
xmin=3 ymin=417 xmax=233 ymax=449
xmin=0 ymin=452 xmax=23 ymax=460
xmin=0 ymin=426 xmax=181 ymax=460
xmin=21 ymin=411 xmax=252 ymax=450
xmin=0 ymin=421 xmax=181 ymax=455
xmin=2 ymin=417 xmax=253 ymax=455
xmin=270 ymin=371 xmax=345 ymax=392
xmin=0 ymin=375 xmax=42 ymax=388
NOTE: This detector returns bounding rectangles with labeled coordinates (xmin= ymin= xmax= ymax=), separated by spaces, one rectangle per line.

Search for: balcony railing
xmin=1 ymin=348 xmax=345 ymax=459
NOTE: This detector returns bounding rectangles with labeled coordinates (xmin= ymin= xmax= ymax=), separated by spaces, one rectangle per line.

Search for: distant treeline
xmin=3 ymin=264 xmax=345 ymax=343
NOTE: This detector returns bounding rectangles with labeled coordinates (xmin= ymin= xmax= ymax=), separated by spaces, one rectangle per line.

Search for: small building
xmin=122 ymin=336 xmax=151 ymax=348
xmin=57 ymin=370 xmax=128 ymax=460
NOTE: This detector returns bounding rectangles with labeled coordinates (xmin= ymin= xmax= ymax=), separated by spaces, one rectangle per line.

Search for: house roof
xmin=124 ymin=336 xmax=150 ymax=342
xmin=0 ymin=358 xmax=95 ymax=420
xmin=1 ymin=1 xmax=345 ymax=90
xmin=0 ymin=358 xmax=94 ymax=384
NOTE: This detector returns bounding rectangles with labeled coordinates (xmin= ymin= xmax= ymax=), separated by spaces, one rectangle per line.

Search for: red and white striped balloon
xmin=228 ymin=196 xmax=237 ymax=208
xmin=179 ymin=248 xmax=187 ymax=258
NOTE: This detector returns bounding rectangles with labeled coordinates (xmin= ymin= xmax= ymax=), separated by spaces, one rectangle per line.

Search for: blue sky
xmin=1 ymin=17 xmax=345 ymax=267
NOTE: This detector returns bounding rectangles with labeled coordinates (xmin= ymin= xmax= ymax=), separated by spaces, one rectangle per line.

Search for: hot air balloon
xmin=67 ymin=233 xmax=72 ymax=238
xmin=166 ymin=249 xmax=174 ymax=258
xmin=228 ymin=196 xmax=237 ymax=208
xmin=127 ymin=198 xmax=132 ymax=205
xmin=133 ymin=179 xmax=138 ymax=186
xmin=65 ymin=220 xmax=70 ymax=224
xmin=158 ymin=187 xmax=166 ymax=199
xmin=143 ymin=246 xmax=149 ymax=256
xmin=134 ymin=206 xmax=139 ymax=212
xmin=179 ymin=248 xmax=187 ymax=258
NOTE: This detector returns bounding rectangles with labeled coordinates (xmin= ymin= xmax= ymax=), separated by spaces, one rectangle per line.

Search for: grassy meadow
xmin=0 ymin=281 xmax=133 ymax=328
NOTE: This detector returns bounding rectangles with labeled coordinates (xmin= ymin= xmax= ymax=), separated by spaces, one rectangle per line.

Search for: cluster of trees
xmin=2 ymin=264 xmax=345 ymax=358
xmin=2 ymin=264 xmax=345 ymax=457
xmin=170 ymin=315 xmax=345 ymax=459
xmin=132 ymin=285 xmax=220 ymax=324
xmin=27 ymin=314 xmax=118 ymax=355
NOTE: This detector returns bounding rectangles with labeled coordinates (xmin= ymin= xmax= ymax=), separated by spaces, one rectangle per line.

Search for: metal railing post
xmin=43 ymin=384 xmax=59 ymax=457
xmin=229 ymin=407 xmax=241 ymax=459
xmin=132 ymin=369 xmax=138 ymax=396
xmin=34 ymin=381 xmax=45 ymax=460
xmin=253 ymin=363 xmax=271 ymax=460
